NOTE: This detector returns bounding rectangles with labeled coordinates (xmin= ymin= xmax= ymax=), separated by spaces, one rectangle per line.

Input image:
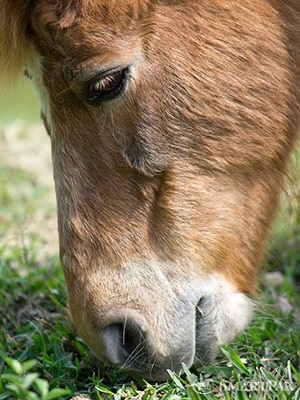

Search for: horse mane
xmin=0 ymin=0 xmax=92 ymax=92
xmin=0 ymin=0 xmax=33 ymax=91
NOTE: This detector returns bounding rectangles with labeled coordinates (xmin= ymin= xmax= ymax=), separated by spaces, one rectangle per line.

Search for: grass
xmin=0 ymin=80 xmax=299 ymax=399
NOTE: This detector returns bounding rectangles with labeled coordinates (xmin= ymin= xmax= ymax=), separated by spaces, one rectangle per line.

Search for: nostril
xmin=196 ymin=297 xmax=206 ymax=319
xmin=102 ymin=322 xmax=149 ymax=370
xmin=100 ymin=314 xmax=195 ymax=381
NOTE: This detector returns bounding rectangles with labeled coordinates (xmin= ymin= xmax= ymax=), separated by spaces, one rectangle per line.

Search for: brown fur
xmin=1 ymin=0 xmax=300 ymax=380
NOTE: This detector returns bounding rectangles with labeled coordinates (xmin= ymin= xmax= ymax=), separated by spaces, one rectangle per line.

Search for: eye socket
xmin=82 ymin=67 xmax=129 ymax=106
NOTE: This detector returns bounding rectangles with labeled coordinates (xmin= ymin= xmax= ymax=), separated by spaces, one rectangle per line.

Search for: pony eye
xmin=82 ymin=67 xmax=129 ymax=105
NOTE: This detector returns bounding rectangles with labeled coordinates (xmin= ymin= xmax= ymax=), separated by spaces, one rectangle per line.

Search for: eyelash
xmin=82 ymin=67 xmax=129 ymax=106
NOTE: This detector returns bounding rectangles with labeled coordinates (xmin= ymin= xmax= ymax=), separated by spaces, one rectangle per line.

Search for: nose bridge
xmin=85 ymin=259 xmax=199 ymax=311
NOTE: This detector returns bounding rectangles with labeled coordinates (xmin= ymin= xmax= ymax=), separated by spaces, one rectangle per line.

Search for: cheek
xmin=150 ymin=171 xmax=272 ymax=294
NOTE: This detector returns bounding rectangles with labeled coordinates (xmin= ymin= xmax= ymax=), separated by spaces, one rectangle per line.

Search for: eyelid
xmin=81 ymin=67 xmax=130 ymax=105
xmin=66 ymin=62 xmax=131 ymax=100
xmin=85 ymin=66 xmax=128 ymax=89
xmin=66 ymin=59 xmax=130 ymax=86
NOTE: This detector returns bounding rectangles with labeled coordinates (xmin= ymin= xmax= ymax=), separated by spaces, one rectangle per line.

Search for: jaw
xmin=65 ymin=259 xmax=253 ymax=381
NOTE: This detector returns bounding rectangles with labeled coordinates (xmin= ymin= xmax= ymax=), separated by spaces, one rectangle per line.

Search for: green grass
xmin=0 ymin=82 xmax=299 ymax=399
xmin=0 ymin=244 xmax=299 ymax=399
xmin=0 ymin=79 xmax=39 ymax=123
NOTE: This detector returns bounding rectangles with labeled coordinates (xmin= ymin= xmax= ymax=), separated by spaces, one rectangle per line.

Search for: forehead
xmin=30 ymin=0 xmax=153 ymax=33
xmin=29 ymin=0 xmax=154 ymax=60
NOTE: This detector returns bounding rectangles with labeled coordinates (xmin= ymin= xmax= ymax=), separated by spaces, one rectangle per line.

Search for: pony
xmin=1 ymin=0 xmax=300 ymax=381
